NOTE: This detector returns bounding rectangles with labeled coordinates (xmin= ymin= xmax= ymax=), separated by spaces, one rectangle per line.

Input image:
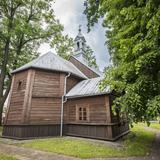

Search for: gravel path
xmin=0 ymin=127 xmax=159 ymax=160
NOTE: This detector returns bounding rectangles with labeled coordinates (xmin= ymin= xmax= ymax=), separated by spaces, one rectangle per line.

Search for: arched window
xmin=79 ymin=107 xmax=82 ymax=120
xmin=77 ymin=42 xmax=80 ymax=49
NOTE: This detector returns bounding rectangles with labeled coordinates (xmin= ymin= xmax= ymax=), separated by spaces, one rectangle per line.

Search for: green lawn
xmin=139 ymin=122 xmax=160 ymax=130
xmin=149 ymin=123 xmax=160 ymax=130
xmin=19 ymin=124 xmax=155 ymax=159
xmin=0 ymin=154 xmax=16 ymax=160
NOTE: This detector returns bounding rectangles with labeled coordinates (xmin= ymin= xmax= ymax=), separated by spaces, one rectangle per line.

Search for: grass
xmin=139 ymin=122 xmax=160 ymax=130
xmin=149 ymin=123 xmax=160 ymax=130
xmin=18 ymin=124 xmax=155 ymax=159
xmin=0 ymin=154 xmax=16 ymax=160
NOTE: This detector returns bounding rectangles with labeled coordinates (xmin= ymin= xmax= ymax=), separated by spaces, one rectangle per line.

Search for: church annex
xmin=2 ymin=29 xmax=129 ymax=141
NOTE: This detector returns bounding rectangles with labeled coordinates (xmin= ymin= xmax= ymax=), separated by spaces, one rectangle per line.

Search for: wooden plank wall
xmin=65 ymin=95 xmax=129 ymax=140
xmin=64 ymin=95 xmax=110 ymax=124
xmin=5 ymin=71 xmax=28 ymax=124
xmin=29 ymin=97 xmax=61 ymax=124
xmin=32 ymin=71 xmax=64 ymax=97
xmin=66 ymin=76 xmax=81 ymax=93
xmin=5 ymin=69 xmax=66 ymax=125
xmin=2 ymin=124 xmax=61 ymax=139
xmin=66 ymin=124 xmax=113 ymax=140
xmin=28 ymin=70 xmax=65 ymax=124
xmin=69 ymin=57 xmax=99 ymax=78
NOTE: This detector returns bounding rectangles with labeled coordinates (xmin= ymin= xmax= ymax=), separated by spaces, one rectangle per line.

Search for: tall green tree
xmin=85 ymin=45 xmax=98 ymax=69
xmin=84 ymin=0 xmax=160 ymax=124
xmin=52 ymin=35 xmax=74 ymax=60
xmin=0 ymin=0 xmax=68 ymax=125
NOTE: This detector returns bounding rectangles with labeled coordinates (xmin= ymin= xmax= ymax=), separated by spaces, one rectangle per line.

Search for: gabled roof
xmin=71 ymin=55 xmax=103 ymax=77
xmin=12 ymin=52 xmax=87 ymax=79
xmin=66 ymin=77 xmax=110 ymax=98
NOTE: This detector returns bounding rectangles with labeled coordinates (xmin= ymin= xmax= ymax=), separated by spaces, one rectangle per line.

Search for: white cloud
xmin=38 ymin=0 xmax=110 ymax=71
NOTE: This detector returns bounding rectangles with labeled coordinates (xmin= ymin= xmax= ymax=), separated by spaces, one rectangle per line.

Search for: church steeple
xmin=74 ymin=25 xmax=86 ymax=53
xmin=72 ymin=25 xmax=102 ymax=76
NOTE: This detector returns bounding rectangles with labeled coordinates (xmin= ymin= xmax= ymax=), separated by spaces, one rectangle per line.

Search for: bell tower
xmin=74 ymin=25 xmax=86 ymax=53
xmin=70 ymin=25 xmax=102 ymax=78
xmin=74 ymin=25 xmax=88 ymax=63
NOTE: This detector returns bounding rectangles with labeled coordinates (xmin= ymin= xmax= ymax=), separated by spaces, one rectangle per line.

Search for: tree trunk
xmin=0 ymin=80 xmax=11 ymax=126
xmin=0 ymin=101 xmax=4 ymax=126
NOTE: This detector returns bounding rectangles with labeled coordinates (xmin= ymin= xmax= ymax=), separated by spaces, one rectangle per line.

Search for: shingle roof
xmin=66 ymin=77 xmax=110 ymax=98
xmin=12 ymin=52 xmax=87 ymax=79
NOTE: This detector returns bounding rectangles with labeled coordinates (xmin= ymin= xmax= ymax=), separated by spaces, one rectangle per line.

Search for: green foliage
xmin=51 ymin=35 xmax=74 ymax=60
xmin=0 ymin=0 xmax=64 ymax=70
xmin=85 ymin=45 xmax=98 ymax=68
xmin=0 ymin=0 xmax=74 ymax=124
xmin=84 ymin=0 xmax=160 ymax=123
xmin=18 ymin=124 xmax=155 ymax=158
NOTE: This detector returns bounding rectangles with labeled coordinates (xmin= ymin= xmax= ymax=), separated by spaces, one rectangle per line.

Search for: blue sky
xmin=38 ymin=0 xmax=110 ymax=71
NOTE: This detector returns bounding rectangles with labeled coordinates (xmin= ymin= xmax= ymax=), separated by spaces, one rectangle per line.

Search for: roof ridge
xmin=12 ymin=52 xmax=87 ymax=79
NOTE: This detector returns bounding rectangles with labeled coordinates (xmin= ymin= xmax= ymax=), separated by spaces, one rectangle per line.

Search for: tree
xmin=84 ymin=0 xmax=160 ymax=124
xmin=52 ymin=35 xmax=74 ymax=60
xmin=85 ymin=45 xmax=98 ymax=69
xmin=0 ymin=0 xmax=67 ymax=125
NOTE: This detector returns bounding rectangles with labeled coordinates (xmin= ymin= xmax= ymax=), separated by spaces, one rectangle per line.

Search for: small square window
xmin=77 ymin=107 xmax=88 ymax=121
xmin=17 ymin=80 xmax=23 ymax=90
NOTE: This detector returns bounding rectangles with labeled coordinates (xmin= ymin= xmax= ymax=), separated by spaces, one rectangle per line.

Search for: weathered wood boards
xmin=69 ymin=56 xmax=99 ymax=78
xmin=3 ymin=68 xmax=129 ymax=140
xmin=64 ymin=95 xmax=129 ymax=140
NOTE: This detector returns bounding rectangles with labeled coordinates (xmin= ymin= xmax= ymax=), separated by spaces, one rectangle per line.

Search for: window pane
xmin=83 ymin=108 xmax=87 ymax=121
xmin=83 ymin=108 xmax=86 ymax=112
xmin=83 ymin=112 xmax=87 ymax=120
xmin=83 ymin=116 xmax=87 ymax=120
xmin=79 ymin=108 xmax=82 ymax=120
xmin=79 ymin=113 xmax=82 ymax=120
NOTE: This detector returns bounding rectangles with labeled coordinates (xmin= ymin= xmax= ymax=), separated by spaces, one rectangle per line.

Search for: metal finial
xmin=79 ymin=25 xmax=82 ymax=33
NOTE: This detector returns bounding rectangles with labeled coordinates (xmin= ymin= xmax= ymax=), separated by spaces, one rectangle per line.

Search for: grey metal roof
xmin=71 ymin=55 xmax=103 ymax=77
xmin=12 ymin=52 xmax=87 ymax=79
xmin=66 ymin=77 xmax=110 ymax=98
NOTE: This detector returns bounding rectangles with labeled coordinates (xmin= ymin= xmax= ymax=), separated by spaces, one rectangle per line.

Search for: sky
xmin=38 ymin=0 xmax=110 ymax=71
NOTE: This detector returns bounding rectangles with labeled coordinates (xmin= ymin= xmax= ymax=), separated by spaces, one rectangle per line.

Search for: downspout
xmin=60 ymin=72 xmax=71 ymax=137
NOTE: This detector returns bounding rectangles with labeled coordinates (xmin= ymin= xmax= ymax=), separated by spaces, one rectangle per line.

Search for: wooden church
xmin=2 ymin=28 xmax=129 ymax=141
